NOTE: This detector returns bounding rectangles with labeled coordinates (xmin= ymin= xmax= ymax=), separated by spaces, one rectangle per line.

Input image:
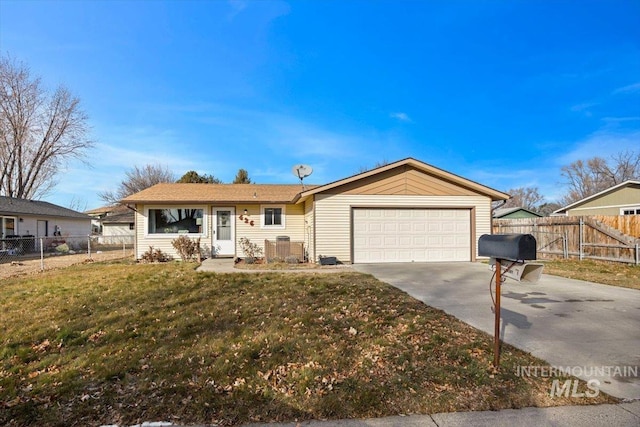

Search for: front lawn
xmin=1 ymin=260 xmax=614 ymax=426
xmin=542 ymin=259 xmax=640 ymax=290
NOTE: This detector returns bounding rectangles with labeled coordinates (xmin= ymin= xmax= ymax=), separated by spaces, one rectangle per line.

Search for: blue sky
xmin=1 ymin=0 xmax=639 ymax=210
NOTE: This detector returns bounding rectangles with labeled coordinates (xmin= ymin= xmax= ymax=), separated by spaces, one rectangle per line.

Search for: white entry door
xmin=212 ymin=207 xmax=235 ymax=256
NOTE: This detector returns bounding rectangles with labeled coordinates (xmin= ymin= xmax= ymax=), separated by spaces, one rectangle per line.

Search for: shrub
xmin=239 ymin=237 xmax=263 ymax=259
xmin=140 ymin=246 xmax=173 ymax=263
xmin=171 ymin=236 xmax=202 ymax=262
xmin=55 ymin=243 xmax=70 ymax=254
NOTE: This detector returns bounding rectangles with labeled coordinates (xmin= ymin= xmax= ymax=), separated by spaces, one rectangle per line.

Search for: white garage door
xmin=353 ymin=208 xmax=471 ymax=263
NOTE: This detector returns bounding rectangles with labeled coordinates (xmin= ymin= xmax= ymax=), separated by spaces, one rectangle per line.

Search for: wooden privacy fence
xmin=593 ymin=215 xmax=640 ymax=238
xmin=493 ymin=216 xmax=640 ymax=265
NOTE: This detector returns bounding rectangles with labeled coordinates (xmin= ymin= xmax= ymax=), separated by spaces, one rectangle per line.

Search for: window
xmin=129 ymin=223 xmax=135 ymax=230
xmin=622 ymin=208 xmax=640 ymax=215
xmin=148 ymin=208 xmax=204 ymax=234
xmin=262 ymin=205 xmax=285 ymax=228
xmin=1 ymin=216 xmax=16 ymax=238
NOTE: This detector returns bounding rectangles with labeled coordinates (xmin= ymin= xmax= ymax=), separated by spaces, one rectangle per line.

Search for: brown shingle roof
xmin=101 ymin=211 xmax=135 ymax=224
xmin=85 ymin=205 xmax=130 ymax=215
xmin=121 ymin=183 xmax=312 ymax=204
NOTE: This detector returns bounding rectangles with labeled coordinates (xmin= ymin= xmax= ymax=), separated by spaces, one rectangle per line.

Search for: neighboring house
xmin=554 ymin=180 xmax=640 ymax=216
xmin=122 ymin=158 xmax=509 ymax=263
xmin=86 ymin=205 xmax=135 ymax=238
xmin=101 ymin=211 xmax=135 ymax=241
xmin=0 ymin=196 xmax=91 ymax=243
xmin=86 ymin=205 xmax=112 ymax=234
xmin=493 ymin=207 xmax=543 ymax=219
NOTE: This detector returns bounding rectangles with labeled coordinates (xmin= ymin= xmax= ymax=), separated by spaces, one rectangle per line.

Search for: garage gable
xmin=299 ymin=158 xmax=508 ymax=201
xmin=321 ymin=165 xmax=483 ymax=196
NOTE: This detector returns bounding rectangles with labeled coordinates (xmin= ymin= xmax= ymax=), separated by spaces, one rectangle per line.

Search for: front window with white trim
xmin=147 ymin=207 xmax=205 ymax=234
xmin=262 ymin=205 xmax=285 ymax=228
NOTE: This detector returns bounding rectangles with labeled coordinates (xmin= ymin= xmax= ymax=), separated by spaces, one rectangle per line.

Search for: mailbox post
xmin=478 ymin=234 xmax=540 ymax=367
xmin=494 ymin=258 xmax=503 ymax=367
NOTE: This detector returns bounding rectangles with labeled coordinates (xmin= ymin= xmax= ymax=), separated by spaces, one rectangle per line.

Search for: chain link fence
xmin=0 ymin=235 xmax=134 ymax=274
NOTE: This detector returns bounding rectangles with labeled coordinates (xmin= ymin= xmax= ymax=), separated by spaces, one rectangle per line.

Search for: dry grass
xmin=234 ymin=260 xmax=348 ymax=271
xmin=235 ymin=260 xmax=322 ymax=270
xmin=1 ymin=260 xmax=615 ymax=426
xmin=0 ymin=249 xmax=133 ymax=280
xmin=542 ymin=259 xmax=640 ymax=290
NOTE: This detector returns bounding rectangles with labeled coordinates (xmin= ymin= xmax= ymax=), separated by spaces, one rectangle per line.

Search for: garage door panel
xmin=384 ymin=236 xmax=398 ymax=245
xmin=413 ymin=210 xmax=426 ymax=218
xmin=455 ymin=235 xmax=469 ymax=245
xmin=384 ymin=223 xmax=397 ymax=232
xmin=399 ymin=223 xmax=412 ymax=232
xmin=399 ymin=236 xmax=412 ymax=245
xmin=412 ymin=223 xmax=426 ymax=233
xmin=353 ymin=208 xmax=470 ymax=263
xmin=413 ymin=236 xmax=426 ymax=245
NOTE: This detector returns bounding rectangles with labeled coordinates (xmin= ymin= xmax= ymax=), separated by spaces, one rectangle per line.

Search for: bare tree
xmin=537 ymin=202 xmax=562 ymax=217
xmin=596 ymin=150 xmax=640 ymax=184
xmin=67 ymin=195 xmax=88 ymax=212
xmin=503 ymin=187 xmax=544 ymax=211
xmin=232 ymin=168 xmax=251 ymax=184
xmin=177 ymin=170 xmax=221 ymax=184
xmin=358 ymin=159 xmax=391 ymax=173
xmin=99 ymin=164 xmax=175 ymax=205
xmin=560 ymin=150 xmax=640 ymax=205
xmin=0 ymin=55 xmax=92 ymax=199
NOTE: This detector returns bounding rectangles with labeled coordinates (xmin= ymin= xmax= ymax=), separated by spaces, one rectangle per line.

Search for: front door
xmin=212 ymin=207 xmax=235 ymax=256
xmin=37 ymin=220 xmax=48 ymax=251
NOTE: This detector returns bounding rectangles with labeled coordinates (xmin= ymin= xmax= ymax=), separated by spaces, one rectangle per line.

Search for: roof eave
xmin=299 ymin=157 xmax=510 ymax=201
xmin=122 ymin=199 xmax=299 ymax=204
xmin=553 ymin=180 xmax=640 ymax=213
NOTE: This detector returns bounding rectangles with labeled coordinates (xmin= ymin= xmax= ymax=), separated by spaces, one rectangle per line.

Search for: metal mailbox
xmin=478 ymin=234 xmax=537 ymax=261
xmin=479 ymin=233 xmax=544 ymax=368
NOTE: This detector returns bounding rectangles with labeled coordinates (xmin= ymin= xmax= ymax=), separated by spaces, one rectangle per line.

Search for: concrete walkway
xmin=110 ymin=401 xmax=640 ymax=427
xmin=242 ymin=402 xmax=640 ymax=426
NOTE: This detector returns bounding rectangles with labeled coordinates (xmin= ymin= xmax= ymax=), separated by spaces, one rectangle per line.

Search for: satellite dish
xmin=292 ymin=164 xmax=313 ymax=179
xmin=292 ymin=164 xmax=313 ymax=189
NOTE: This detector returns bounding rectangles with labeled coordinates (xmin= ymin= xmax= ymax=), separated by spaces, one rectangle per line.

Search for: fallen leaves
xmin=0 ymin=266 xmax=617 ymax=426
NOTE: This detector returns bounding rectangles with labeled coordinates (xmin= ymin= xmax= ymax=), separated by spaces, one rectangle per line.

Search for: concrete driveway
xmin=353 ymin=262 xmax=640 ymax=400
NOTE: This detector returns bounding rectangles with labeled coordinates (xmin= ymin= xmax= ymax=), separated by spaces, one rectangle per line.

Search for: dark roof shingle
xmin=0 ymin=196 xmax=91 ymax=219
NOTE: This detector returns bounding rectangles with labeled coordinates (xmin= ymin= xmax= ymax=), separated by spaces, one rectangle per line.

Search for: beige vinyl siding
xmin=103 ymin=224 xmax=134 ymax=237
xmin=314 ymin=194 xmax=491 ymax=263
xmin=332 ymin=165 xmax=481 ymax=197
xmin=133 ymin=203 xmax=307 ymax=259
xmin=304 ymin=198 xmax=315 ymax=262
xmin=235 ymin=203 xmax=306 ymax=257
xmin=134 ymin=204 xmax=211 ymax=259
